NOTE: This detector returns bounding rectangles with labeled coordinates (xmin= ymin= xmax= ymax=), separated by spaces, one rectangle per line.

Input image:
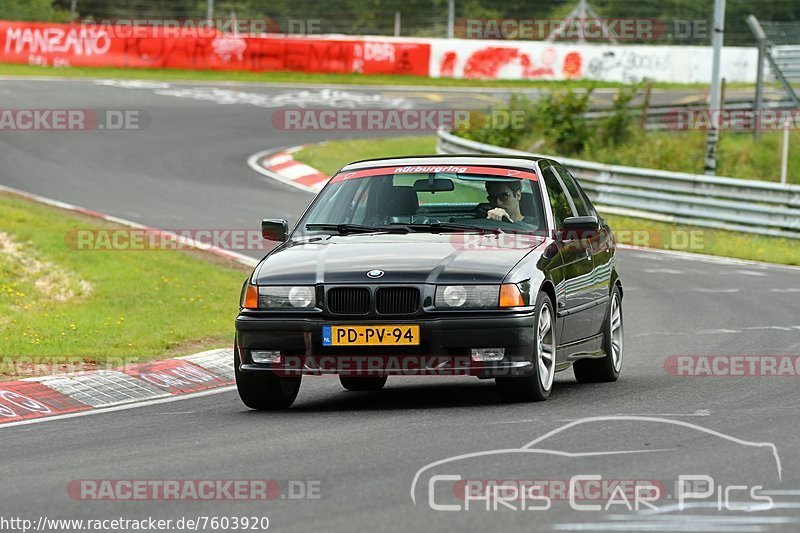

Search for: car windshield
xmin=298 ymin=166 xmax=546 ymax=236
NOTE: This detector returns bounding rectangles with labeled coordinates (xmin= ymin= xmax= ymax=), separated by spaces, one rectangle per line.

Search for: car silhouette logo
xmin=367 ymin=269 xmax=384 ymax=279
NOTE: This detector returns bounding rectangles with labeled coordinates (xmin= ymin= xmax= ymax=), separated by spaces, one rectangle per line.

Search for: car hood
xmin=253 ymin=233 xmax=545 ymax=285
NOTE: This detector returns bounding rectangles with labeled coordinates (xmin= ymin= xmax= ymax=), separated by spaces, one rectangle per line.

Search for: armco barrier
xmin=437 ymin=129 xmax=800 ymax=239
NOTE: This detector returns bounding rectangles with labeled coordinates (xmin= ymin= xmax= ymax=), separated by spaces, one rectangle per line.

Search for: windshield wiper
xmin=305 ymin=223 xmax=408 ymax=235
xmin=389 ymin=222 xmax=504 ymax=234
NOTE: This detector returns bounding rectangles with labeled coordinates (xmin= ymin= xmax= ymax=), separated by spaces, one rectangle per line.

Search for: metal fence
xmin=436 ymin=129 xmax=800 ymax=239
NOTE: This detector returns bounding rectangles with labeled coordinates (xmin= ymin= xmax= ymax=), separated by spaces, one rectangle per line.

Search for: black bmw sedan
xmin=235 ymin=155 xmax=623 ymax=409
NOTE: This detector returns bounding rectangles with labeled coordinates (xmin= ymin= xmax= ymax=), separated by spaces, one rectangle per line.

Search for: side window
xmin=542 ymin=167 xmax=574 ymax=230
xmin=556 ymin=166 xmax=591 ymax=217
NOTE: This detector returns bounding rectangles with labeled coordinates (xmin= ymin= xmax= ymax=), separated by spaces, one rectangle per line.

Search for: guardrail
xmin=436 ymin=129 xmax=800 ymax=239
xmin=586 ymin=97 xmax=798 ymax=131
xmin=773 ymin=45 xmax=800 ymax=83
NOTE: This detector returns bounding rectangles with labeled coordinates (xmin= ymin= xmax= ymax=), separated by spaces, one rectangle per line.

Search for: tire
xmin=573 ymin=285 xmax=623 ymax=383
xmin=234 ymin=346 xmax=301 ymax=410
xmin=339 ymin=375 xmax=388 ymax=391
xmin=495 ymin=291 xmax=556 ymax=402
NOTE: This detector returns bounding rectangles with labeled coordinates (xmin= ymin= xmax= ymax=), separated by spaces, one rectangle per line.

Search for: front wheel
xmin=339 ymin=375 xmax=387 ymax=391
xmin=573 ymin=285 xmax=623 ymax=383
xmin=234 ymin=346 xmax=301 ymax=410
xmin=495 ymin=291 xmax=556 ymax=402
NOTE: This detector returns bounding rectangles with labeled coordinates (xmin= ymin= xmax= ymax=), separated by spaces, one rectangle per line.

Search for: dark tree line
xmin=7 ymin=0 xmax=800 ymax=45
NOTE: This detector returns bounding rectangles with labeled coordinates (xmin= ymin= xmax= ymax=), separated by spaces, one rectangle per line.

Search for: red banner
xmin=0 ymin=21 xmax=430 ymax=76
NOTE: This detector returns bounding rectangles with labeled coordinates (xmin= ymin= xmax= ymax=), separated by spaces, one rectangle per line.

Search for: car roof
xmin=339 ymin=154 xmax=553 ymax=173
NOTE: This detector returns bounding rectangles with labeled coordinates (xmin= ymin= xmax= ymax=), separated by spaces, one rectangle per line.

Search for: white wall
xmin=424 ymin=38 xmax=758 ymax=83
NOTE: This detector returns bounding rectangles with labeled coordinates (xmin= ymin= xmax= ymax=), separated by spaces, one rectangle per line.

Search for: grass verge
xmin=293 ymin=136 xmax=800 ymax=266
xmin=583 ymin=130 xmax=800 ymax=184
xmin=603 ymin=214 xmax=800 ymax=266
xmin=456 ymin=93 xmax=798 ymax=183
xmin=0 ymin=191 xmax=249 ymax=372
xmin=293 ymin=136 xmax=437 ymax=175
xmin=0 ymin=62 xmax=739 ymax=90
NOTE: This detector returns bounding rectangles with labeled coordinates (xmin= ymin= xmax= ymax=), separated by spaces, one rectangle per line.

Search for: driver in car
xmin=485 ymin=180 xmax=535 ymax=225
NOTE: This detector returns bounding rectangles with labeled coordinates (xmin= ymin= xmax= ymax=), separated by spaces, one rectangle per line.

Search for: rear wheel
xmin=234 ymin=346 xmax=301 ymax=410
xmin=339 ymin=375 xmax=388 ymax=391
xmin=495 ymin=291 xmax=556 ymax=402
xmin=573 ymin=285 xmax=623 ymax=383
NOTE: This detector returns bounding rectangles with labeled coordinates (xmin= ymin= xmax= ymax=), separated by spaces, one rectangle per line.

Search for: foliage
xmin=584 ymin=129 xmax=800 ymax=183
xmin=0 ymin=0 xmax=70 ymax=22
xmin=456 ymin=86 xmax=642 ymax=156
xmin=533 ymin=88 xmax=594 ymax=154
xmin=596 ymin=85 xmax=640 ymax=148
xmin=35 ymin=1 xmax=797 ymax=43
xmin=455 ymin=94 xmax=537 ymax=149
xmin=454 ymin=84 xmax=798 ymax=183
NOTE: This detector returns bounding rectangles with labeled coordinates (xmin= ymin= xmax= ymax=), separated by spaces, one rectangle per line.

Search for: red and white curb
xmin=247 ymin=146 xmax=330 ymax=194
xmin=0 ymin=185 xmax=255 ymax=428
xmin=0 ymin=349 xmax=234 ymax=427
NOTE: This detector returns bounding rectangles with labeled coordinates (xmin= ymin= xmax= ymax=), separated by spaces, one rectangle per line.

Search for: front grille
xmin=327 ymin=287 xmax=370 ymax=315
xmin=376 ymin=287 xmax=420 ymax=315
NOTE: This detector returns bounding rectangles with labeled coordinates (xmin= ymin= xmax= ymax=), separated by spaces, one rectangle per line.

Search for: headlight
xmin=435 ymin=285 xmax=499 ymax=308
xmin=257 ymin=286 xmax=316 ymax=309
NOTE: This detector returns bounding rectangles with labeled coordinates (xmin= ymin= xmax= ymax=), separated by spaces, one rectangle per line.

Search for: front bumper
xmin=235 ymin=313 xmax=536 ymax=378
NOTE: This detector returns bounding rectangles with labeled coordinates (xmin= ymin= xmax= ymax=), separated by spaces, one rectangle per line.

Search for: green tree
xmin=0 ymin=0 xmax=70 ymax=21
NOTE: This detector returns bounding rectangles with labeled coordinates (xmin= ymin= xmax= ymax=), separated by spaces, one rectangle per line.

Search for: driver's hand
xmin=487 ymin=208 xmax=511 ymax=222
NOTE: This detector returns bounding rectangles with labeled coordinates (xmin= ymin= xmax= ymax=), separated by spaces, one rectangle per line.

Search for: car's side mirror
xmin=261 ymin=219 xmax=288 ymax=241
xmin=561 ymin=216 xmax=599 ymax=240
xmin=563 ymin=216 xmax=599 ymax=231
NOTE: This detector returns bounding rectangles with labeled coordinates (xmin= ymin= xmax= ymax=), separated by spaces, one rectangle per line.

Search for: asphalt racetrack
xmin=1 ymin=78 xmax=799 ymax=532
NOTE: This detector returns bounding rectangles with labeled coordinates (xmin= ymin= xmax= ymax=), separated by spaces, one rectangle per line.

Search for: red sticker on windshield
xmin=330 ymin=165 xmax=537 ymax=182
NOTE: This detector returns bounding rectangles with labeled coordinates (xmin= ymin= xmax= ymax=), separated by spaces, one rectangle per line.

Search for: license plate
xmin=322 ymin=325 xmax=420 ymax=346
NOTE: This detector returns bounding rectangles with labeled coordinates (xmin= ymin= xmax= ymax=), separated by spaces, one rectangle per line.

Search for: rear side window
xmin=542 ymin=167 xmax=573 ymax=230
xmin=556 ymin=166 xmax=591 ymax=217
